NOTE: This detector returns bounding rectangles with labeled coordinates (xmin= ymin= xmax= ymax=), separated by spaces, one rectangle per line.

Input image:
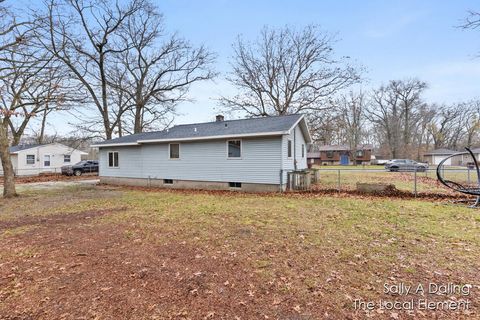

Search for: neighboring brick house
xmin=307 ymin=144 xmax=373 ymax=166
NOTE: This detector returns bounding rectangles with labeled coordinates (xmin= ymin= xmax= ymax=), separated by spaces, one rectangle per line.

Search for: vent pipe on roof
xmin=216 ymin=114 xmax=224 ymax=122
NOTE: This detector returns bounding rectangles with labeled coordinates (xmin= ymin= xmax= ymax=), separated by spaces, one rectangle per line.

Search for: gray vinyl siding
xmin=99 ymin=137 xmax=282 ymax=184
xmin=99 ymin=146 xmax=144 ymax=178
xmin=281 ymin=125 xmax=308 ymax=183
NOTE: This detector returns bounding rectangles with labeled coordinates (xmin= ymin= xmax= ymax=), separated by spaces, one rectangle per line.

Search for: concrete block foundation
xmin=100 ymin=176 xmax=281 ymax=193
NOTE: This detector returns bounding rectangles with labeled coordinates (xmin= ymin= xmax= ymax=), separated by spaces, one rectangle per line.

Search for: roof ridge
xmin=172 ymin=113 xmax=303 ymax=128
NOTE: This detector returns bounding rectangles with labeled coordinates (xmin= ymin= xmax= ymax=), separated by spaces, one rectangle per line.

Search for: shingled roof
xmin=9 ymin=144 xmax=44 ymax=153
xmin=92 ymin=114 xmax=311 ymax=147
xmin=423 ymin=148 xmax=457 ymax=155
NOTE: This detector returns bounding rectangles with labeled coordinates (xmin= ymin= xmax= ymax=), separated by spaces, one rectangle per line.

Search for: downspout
xmin=280 ymin=135 xmax=284 ymax=192
xmin=293 ymin=127 xmax=297 ymax=171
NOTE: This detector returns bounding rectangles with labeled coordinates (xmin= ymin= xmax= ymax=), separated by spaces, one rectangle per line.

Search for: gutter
xmin=91 ymin=131 xmax=289 ymax=147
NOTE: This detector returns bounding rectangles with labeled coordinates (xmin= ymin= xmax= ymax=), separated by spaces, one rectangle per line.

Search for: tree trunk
xmin=133 ymin=100 xmax=144 ymax=134
xmin=105 ymin=127 xmax=113 ymax=140
xmin=0 ymin=123 xmax=17 ymax=198
xmin=38 ymin=109 xmax=48 ymax=144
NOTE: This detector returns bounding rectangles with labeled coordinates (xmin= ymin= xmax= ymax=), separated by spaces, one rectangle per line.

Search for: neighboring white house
xmin=92 ymin=114 xmax=312 ymax=192
xmin=423 ymin=148 xmax=457 ymax=166
xmin=0 ymin=143 xmax=88 ymax=176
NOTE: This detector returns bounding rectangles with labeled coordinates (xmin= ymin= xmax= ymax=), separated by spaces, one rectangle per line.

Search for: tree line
xmin=312 ymin=83 xmax=480 ymax=160
xmin=0 ymin=0 xmax=479 ymax=197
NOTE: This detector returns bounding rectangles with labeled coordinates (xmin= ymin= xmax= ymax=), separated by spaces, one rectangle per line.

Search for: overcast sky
xmin=40 ymin=0 xmax=480 ymax=135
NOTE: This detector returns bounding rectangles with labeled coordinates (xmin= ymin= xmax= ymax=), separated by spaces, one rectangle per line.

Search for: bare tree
xmin=38 ymin=0 xmax=146 ymax=139
xmin=110 ymin=5 xmax=215 ymax=134
xmin=220 ymin=25 xmax=361 ymax=117
xmin=462 ymin=11 xmax=480 ymax=30
xmin=307 ymin=110 xmax=340 ymax=145
xmin=366 ymin=79 xmax=427 ymax=158
xmin=0 ymin=50 xmax=73 ymax=146
xmin=0 ymin=0 xmax=34 ymax=198
xmin=413 ymin=103 xmax=436 ymax=160
xmin=335 ymin=91 xmax=367 ymax=164
xmin=464 ymin=100 xmax=480 ymax=147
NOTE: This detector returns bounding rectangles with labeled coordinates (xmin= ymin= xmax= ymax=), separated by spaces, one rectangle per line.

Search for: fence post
xmin=337 ymin=169 xmax=341 ymax=192
xmin=414 ymin=167 xmax=417 ymax=197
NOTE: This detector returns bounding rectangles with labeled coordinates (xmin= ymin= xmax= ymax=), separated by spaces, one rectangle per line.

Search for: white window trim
xmin=64 ymin=154 xmax=71 ymax=163
xmin=302 ymin=144 xmax=305 ymax=158
xmin=168 ymin=143 xmax=181 ymax=160
xmin=226 ymin=139 xmax=242 ymax=159
xmin=26 ymin=154 xmax=35 ymax=165
xmin=43 ymin=154 xmax=51 ymax=167
xmin=287 ymin=139 xmax=293 ymax=158
xmin=108 ymin=151 xmax=120 ymax=168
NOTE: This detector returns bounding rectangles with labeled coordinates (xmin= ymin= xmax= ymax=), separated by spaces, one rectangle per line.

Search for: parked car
xmin=61 ymin=160 xmax=99 ymax=176
xmin=384 ymin=159 xmax=428 ymax=172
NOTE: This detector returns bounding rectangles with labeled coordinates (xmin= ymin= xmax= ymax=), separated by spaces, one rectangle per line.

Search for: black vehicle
xmin=61 ymin=160 xmax=99 ymax=176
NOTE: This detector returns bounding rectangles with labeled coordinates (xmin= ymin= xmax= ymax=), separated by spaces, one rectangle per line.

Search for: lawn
xmin=0 ymin=184 xmax=479 ymax=319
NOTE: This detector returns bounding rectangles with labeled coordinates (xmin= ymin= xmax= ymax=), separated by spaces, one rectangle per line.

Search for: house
xmin=307 ymin=144 xmax=373 ymax=166
xmin=0 ymin=143 xmax=88 ymax=176
xmin=91 ymin=114 xmax=312 ymax=192
xmin=447 ymin=147 xmax=480 ymax=166
xmin=423 ymin=148 xmax=458 ymax=166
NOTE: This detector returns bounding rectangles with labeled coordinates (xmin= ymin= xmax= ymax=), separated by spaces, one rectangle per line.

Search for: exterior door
xmin=44 ymin=155 xmax=51 ymax=167
xmin=340 ymin=154 xmax=349 ymax=165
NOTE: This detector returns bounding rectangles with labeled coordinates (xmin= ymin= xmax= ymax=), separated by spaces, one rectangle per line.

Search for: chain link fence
xmin=313 ymin=167 xmax=476 ymax=196
xmin=0 ymin=167 xmax=64 ymax=176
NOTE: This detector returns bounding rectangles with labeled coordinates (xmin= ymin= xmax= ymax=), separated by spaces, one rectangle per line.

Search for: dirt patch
xmin=0 ymin=208 xmax=125 ymax=231
xmin=0 ymin=173 xmax=98 ymax=185
xmin=0 ymin=211 xmax=332 ymax=320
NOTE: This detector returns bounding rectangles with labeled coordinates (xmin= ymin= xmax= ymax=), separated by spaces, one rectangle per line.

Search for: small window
xmin=26 ymin=154 xmax=35 ymax=165
xmin=169 ymin=143 xmax=180 ymax=159
xmin=108 ymin=151 xmax=119 ymax=167
xmin=229 ymin=182 xmax=242 ymax=188
xmin=287 ymin=140 xmax=292 ymax=158
xmin=44 ymin=155 xmax=51 ymax=167
xmin=326 ymin=151 xmax=334 ymax=158
xmin=227 ymin=140 xmax=241 ymax=158
xmin=164 ymin=179 xmax=173 ymax=184
xmin=64 ymin=154 xmax=71 ymax=163
xmin=302 ymin=144 xmax=305 ymax=158
xmin=356 ymin=150 xmax=364 ymax=157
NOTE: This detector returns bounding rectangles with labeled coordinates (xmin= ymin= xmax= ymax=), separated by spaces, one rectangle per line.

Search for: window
xmin=227 ymin=140 xmax=241 ymax=158
xmin=64 ymin=154 xmax=71 ymax=163
xmin=287 ymin=140 xmax=292 ymax=158
xmin=44 ymin=155 xmax=51 ymax=167
xmin=169 ymin=143 xmax=180 ymax=159
xmin=164 ymin=179 xmax=173 ymax=184
xmin=26 ymin=154 xmax=35 ymax=165
xmin=108 ymin=151 xmax=119 ymax=167
xmin=302 ymin=144 xmax=305 ymax=158
xmin=229 ymin=182 xmax=242 ymax=188
xmin=326 ymin=151 xmax=334 ymax=158
xmin=356 ymin=150 xmax=364 ymax=157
